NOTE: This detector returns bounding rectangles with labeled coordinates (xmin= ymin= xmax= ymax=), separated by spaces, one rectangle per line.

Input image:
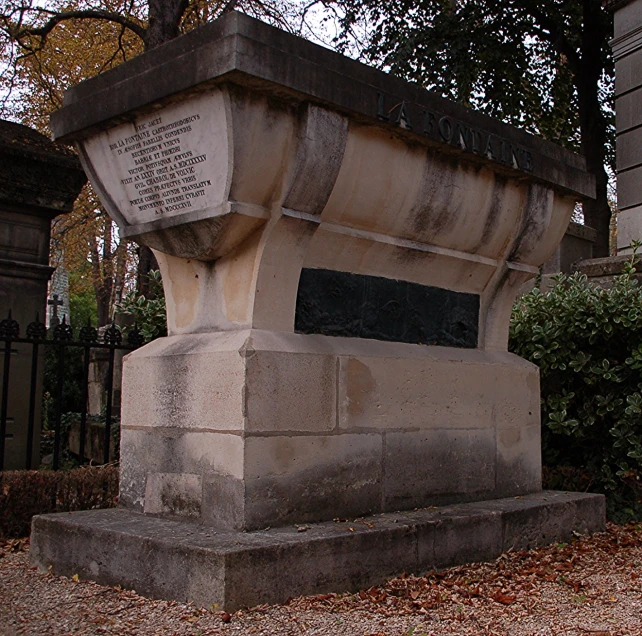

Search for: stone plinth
xmin=31 ymin=12 xmax=602 ymax=608
xmin=31 ymin=491 xmax=605 ymax=611
xmin=0 ymin=120 xmax=86 ymax=469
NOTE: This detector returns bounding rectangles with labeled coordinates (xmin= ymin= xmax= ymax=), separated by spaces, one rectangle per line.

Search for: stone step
xmin=31 ymin=490 xmax=605 ymax=612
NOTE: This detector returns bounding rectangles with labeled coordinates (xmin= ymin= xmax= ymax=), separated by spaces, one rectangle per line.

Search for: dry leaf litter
xmin=1 ymin=522 xmax=642 ymax=635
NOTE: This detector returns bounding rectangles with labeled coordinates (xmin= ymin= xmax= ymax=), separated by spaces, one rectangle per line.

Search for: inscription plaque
xmin=82 ymin=92 xmax=227 ymax=226
xmin=295 ymin=268 xmax=479 ymax=348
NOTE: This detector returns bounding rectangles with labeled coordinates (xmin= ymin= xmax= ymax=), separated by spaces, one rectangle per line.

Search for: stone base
xmin=31 ymin=491 xmax=605 ymax=611
xmin=119 ymin=330 xmax=543 ymax=531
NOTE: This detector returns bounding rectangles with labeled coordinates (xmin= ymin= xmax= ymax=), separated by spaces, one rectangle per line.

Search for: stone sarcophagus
xmin=31 ymin=12 xmax=603 ymax=610
xmin=52 ymin=12 xmax=593 ymax=530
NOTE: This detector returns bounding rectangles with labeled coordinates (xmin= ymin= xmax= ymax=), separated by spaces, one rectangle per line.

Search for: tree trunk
xmin=90 ymin=235 xmax=111 ymax=326
xmin=144 ymin=0 xmax=189 ymax=50
xmin=582 ymin=147 xmax=611 ymax=258
xmin=136 ymin=246 xmax=159 ymax=297
xmin=577 ymin=0 xmax=612 ymax=258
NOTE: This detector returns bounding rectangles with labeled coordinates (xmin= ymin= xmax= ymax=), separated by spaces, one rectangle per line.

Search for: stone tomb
xmin=31 ymin=12 xmax=605 ymax=609
xmin=0 ymin=120 xmax=85 ymax=469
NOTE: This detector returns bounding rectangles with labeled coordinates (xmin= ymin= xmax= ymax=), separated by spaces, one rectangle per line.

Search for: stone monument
xmin=31 ymin=12 xmax=605 ymax=609
xmin=0 ymin=120 xmax=85 ymax=469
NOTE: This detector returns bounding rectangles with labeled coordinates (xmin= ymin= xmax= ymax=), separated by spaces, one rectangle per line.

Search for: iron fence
xmin=0 ymin=312 xmax=144 ymax=471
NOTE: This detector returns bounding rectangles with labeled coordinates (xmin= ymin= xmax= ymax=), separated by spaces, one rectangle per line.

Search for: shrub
xmin=509 ymin=256 xmax=642 ymax=521
xmin=116 ymin=269 xmax=167 ymax=341
xmin=0 ymin=466 xmax=118 ymax=538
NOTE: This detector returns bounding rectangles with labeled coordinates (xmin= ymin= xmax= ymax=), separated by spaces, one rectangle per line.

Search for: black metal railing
xmin=0 ymin=312 xmax=144 ymax=471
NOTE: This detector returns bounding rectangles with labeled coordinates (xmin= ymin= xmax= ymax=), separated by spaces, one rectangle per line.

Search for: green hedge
xmin=509 ymin=258 xmax=642 ymax=521
xmin=0 ymin=466 xmax=118 ymax=538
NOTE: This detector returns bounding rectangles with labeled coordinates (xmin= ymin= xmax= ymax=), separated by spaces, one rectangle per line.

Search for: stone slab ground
xmin=30 ymin=491 xmax=605 ymax=612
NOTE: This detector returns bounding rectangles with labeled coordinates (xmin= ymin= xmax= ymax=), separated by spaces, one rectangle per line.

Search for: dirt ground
xmin=1 ymin=523 xmax=642 ymax=635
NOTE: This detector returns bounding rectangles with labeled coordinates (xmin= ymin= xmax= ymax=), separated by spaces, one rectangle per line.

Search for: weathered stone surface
xmin=0 ymin=120 xmax=85 ymax=213
xmin=607 ymin=0 xmax=636 ymax=27
xmin=118 ymin=427 xmax=244 ymax=517
xmin=570 ymin=253 xmax=642 ymax=289
xmin=615 ymin=88 xmax=642 ymax=133
xmin=244 ymin=348 xmax=337 ymax=433
xmin=52 ymin=14 xmax=592 ymax=195
xmin=495 ymin=424 xmax=542 ymax=495
xmin=121 ymin=333 xmax=247 ymax=431
xmin=46 ymin=11 xmax=594 ymax=376
xmin=615 ymin=207 xmax=642 ymax=250
xmin=573 ymin=253 xmax=640 ymax=278
xmin=337 ymin=351 xmax=538 ymax=432
xmin=382 ymin=429 xmax=497 ymax=509
xmin=31 ymin=491 xmax=606 ymax=612
xmin=614 ymin=47 xmax=642 ymax=95
xmin=244 ymin=433 xmax=383 ymax=528
xmin=616 ymin=126 xmax=642 ymax=172
xmin=430 ymin=508 xmax=504 ymax=569
xmin=615 ymin=163 xmax=642 ymax=211
xmin=540 ymin=221 xmax=596 ymax=277
xmin=144 ymin=472 xmax=203 ymax=518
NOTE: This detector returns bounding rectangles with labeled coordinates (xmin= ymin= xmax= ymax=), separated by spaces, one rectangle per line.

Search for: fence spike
xmin=79 ymin=320 xmax=98 ymax=344
xmin=27 ymin=314 xmax=47 ymax=340
xmin=0 ymin=312 xmax=20 ymax=339
xmin=126 ymin=323 xmax=145 ymax=348
xmin=53 ymin=317 xmax=73 ymax=341
xmin=103 ymin=322 xmax=122 ymax=346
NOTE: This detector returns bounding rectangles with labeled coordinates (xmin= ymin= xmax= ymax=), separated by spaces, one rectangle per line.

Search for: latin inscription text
xmin=107 ymin=113 xmax=212 ymax=217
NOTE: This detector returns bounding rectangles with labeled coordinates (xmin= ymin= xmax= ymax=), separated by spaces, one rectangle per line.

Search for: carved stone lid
xmin=0 ymin=119 xmax=78 ymax=167
xmin=51 ymin=11 xmax=594 ymax=200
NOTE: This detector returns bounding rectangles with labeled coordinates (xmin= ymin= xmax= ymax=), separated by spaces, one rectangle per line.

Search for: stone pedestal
xmin=31 ymin=12 xmax=604 ymax=608
xmin=0 ymin=120 xmax=85 ymax=469
xmin=120 ymin=331 xmax=542 ymax=530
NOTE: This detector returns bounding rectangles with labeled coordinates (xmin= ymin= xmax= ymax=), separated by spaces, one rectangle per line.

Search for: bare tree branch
xmin=98 ymin=23 xmax=129 ymax=72
xmin=11 ymin=8 xmax=146 ymax=44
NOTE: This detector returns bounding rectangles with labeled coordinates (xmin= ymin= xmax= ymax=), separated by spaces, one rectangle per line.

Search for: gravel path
xmin=1 ymin=523 xmax=642 ymax=635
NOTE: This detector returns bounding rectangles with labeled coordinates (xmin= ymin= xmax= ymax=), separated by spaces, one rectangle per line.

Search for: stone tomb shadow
xmin=30 ymin=12 xmax=605 ymax=610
